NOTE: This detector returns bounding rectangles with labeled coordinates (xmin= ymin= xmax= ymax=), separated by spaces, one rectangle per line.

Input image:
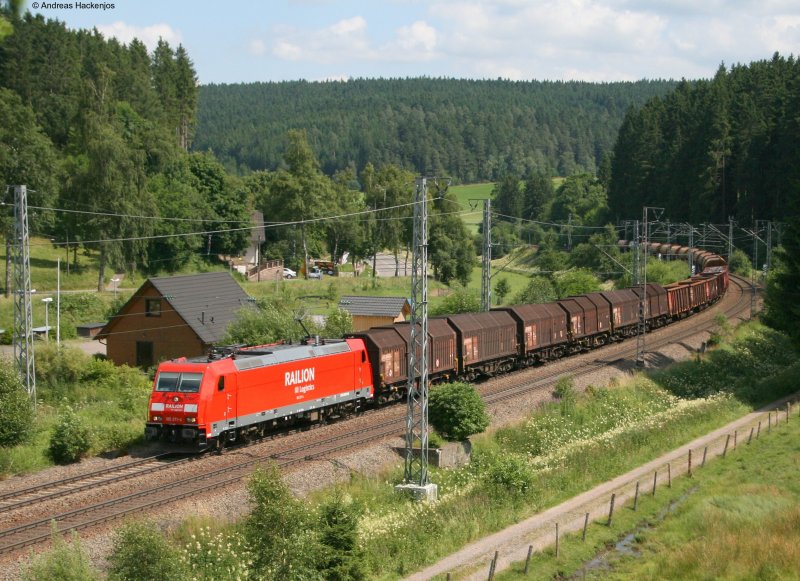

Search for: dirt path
xmin=404 ymin=395 xmax=797 ymax=581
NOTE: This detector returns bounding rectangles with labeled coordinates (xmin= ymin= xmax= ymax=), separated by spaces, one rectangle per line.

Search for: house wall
xmin=105 ymin=286 xmax=205 ymax=367
xmin=351 ymin=314 xmax=406 ymax=332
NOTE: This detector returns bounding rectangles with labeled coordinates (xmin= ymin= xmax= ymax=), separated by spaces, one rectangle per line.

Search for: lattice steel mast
xmin=11 ymin=185 xmax=36 ymax=401
xmin=404 ymin=177 xmax=431 ymax=486
xmin=481 ymin=198 xmax=492 ymax=311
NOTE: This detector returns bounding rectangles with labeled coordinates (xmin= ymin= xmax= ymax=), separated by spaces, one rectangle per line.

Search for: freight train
xmin=145 ymin=242 xmax=728 ymax=451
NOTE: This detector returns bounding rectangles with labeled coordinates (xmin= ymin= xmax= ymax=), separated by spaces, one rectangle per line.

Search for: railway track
xmin=0 ymin=275 xmax=753 ymax=556
xmin=0 ymin=454 xmax=189 ymax=515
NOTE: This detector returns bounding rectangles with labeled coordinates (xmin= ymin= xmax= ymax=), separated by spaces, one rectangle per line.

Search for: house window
xmin=145 ymin=298 xmax=161 ymax=317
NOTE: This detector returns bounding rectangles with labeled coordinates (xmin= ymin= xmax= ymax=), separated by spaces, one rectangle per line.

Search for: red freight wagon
xmin=145 ymin=338 xmax=372 ymax=450
xmin=665 ymin=282 xmax=692 ymax=316
xmin=494 ymin=303 xmax=568 ymax=364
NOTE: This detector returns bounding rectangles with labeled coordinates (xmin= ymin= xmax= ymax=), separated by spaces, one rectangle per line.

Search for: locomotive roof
xmin=230 ymin=340 xmax=352 ymax=372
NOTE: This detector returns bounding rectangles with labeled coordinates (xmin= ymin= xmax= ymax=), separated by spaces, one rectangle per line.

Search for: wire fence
xmin=436 ymin=401 xmax=797 ymax=581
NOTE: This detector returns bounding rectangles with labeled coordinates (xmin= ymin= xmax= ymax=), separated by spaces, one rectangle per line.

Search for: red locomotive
xmin=146 ymin=241 xmax=728 ymax=451
xmin=145 ymin=338 xmax=372 ymax=450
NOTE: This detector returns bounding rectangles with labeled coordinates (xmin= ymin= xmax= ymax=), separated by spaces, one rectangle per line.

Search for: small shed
xmin=76 ymin=322 xmax=107 ymax=339
xmin=337 ymin=296 xmax=411 ymax=332
xmin=96 ymin=272 xmax=254 ymax=368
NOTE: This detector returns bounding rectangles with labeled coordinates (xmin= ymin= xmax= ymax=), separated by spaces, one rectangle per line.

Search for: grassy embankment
xmin=497 ymin=395 xmax=800 ymax=580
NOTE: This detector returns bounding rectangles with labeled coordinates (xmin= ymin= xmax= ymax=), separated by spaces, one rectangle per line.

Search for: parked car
xmin=308 ymin=266 xmax=323 ymax=279
xmin=283 ymin=267 xmax=296 ymax=279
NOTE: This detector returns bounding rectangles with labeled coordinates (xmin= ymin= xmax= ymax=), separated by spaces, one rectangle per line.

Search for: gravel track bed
xmin=0 ymin=280 xmax=752 ymax=579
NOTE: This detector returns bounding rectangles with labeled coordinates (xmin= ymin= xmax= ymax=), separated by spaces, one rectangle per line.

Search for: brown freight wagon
xmin=446 ymin=311 xmax=518 ymax=380
xmin=557 ymin=295 xmax=604 ymax=348
xmin=630 ymin=283 xmax=669 ymax=325
xmin=346 ymin=326 xmax=407 ymax=397
xmin=583 ymin=293 xmax=612 ymax=338
xmin=493 ymin=303 xmax=568 ymax=364
xmin=598 ymin=289 xmax=640 ymax=337
xmin=390 ymin=319 xmax=458 ymax=381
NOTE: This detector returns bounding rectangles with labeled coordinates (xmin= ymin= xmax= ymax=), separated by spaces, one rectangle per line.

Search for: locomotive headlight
xmin=185 ymin=417 xmax=196 ymax=423
xmin=152 ymin=415 xmax=162 ymax=421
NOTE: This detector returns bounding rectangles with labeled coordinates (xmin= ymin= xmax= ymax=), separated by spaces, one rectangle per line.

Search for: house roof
xmin=97 ymin=272 xmax=254 ymax=344
xmin=338 ymin=295 xmax=410 ymax=318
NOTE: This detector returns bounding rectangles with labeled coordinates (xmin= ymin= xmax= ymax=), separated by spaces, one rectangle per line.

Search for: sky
xmin=26 ymin=0 xmax=800 ymax=85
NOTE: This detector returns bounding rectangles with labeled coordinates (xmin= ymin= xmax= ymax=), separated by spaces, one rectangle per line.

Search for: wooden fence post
xmin=524 ymin=545 xmax=533 ymax=575
xmin=768 ymin=413 xmax=772 ymax=433
xmin=582 ymin=512 xmax=589 ymax=541
xmin=757 ymin=420 xmax=761 ymax=439
xmin=734 ymin=430 xmax=738 ymax=450
xmin=722 ymin=434 xmax=731 ymax=457
xmin=634 ymin=481 xmax=640 ymax=510
xmin=748 ymin=427 xmax=754 ymax=444
xmin=652 ymin=471 xmax=658 ymax=496
xmin=688 ymin=449 xmax=692 ymax=477
xmin=787 ymin=403 xmax=791 ymax=424
xmin=488 ymin=550 xmax=498 ymax=581
xmin=702 ymin=446 xmax=707 ymax=467
xmin=608 ymin=493 xmax=616 ymax=526
xmin=668 ymin=463 xmax=672 ymax=488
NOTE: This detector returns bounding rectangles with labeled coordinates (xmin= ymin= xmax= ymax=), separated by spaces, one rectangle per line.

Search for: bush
xmin=34 ymin=343 xmax=86 ymax=387
xmin=318 ymin=492 xmax=366 ymax=581
xmin=48 ymin=406 xmax=92 ymax=464
xmin=245 ymin=463 xmax=322 ymax=579
xmin=429 ymin=382 xmax=490 ymax=441
xmin=0 ymin=360 xmax=34 ymax=447
xmin=431 ymin=286 xmax=480 ymax=315
xmin=553 ymin=375 xmax=577 ymax=415
xmin=23 ymin=526 xmax=100 ymax=581
xmin=108 ymin=520 xmax=182 ymax=581
xmin=483 ymin=452 xmax=536 ymax=493
xmin=322 ymin=308 xmax=353 ymax=338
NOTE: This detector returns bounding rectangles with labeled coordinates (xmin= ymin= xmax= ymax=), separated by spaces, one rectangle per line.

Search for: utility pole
xmin=397 ymin=177 xmax=437 ymax=501
xmin=636 ymin=207 xmax=663 ymax=367
xmin=632 ymin=220 xmax=641 ymax=286
xmin=728 ymin=217 xmax=734 ymax=264
xmin=481 ymin=199 xmax=492 ymax=312
xmin=11 ymin=186 xmax=36 ymax=401
xmin=567 ymin=213 xmax=573 ymax=251
xmin=766 ymin=221 xmax=773 ymax=274
xmin=687 ymin=224 xmax=695 ymax=275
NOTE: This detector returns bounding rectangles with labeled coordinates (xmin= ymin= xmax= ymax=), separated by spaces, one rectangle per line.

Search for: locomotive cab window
xmin=156 ymin=372 xmax=203 ymax=393
xmin=218 ymin=376 xmax=225 ymax=391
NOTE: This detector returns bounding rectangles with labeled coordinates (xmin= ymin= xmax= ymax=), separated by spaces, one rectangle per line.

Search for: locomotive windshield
xmin=155 ymin=372 xmax=203 ymax=393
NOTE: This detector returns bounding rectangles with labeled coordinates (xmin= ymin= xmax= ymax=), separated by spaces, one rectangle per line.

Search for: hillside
xmin=194 ymin=78 xmax=676 ymax=181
